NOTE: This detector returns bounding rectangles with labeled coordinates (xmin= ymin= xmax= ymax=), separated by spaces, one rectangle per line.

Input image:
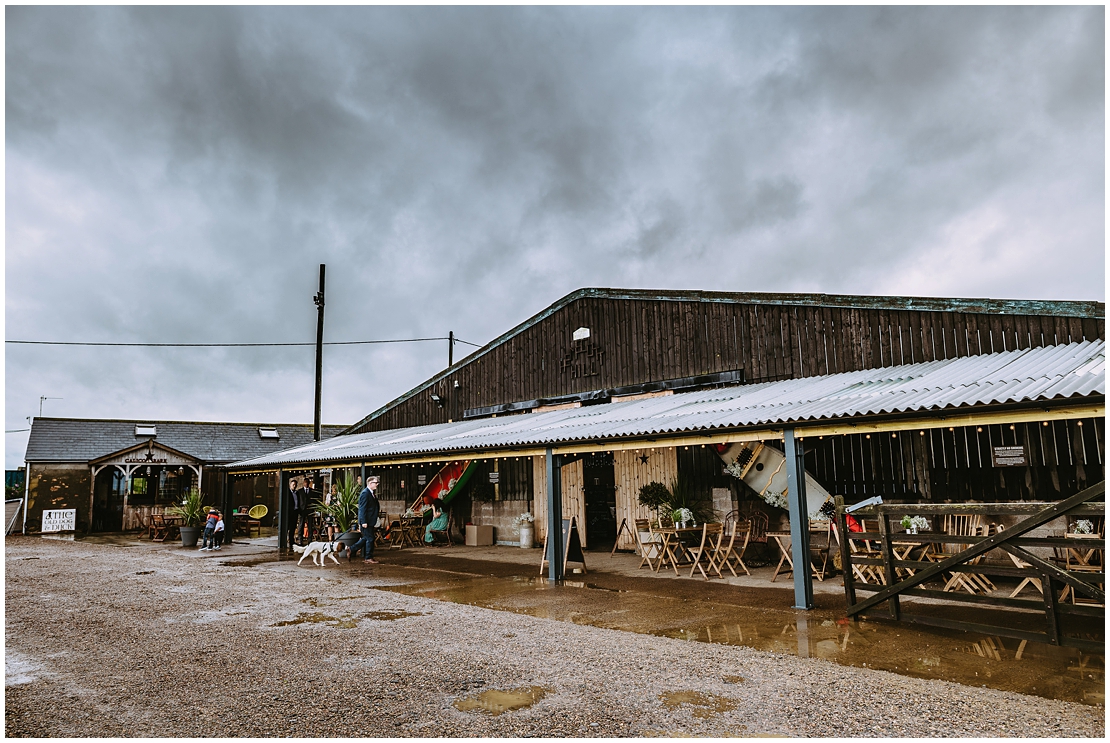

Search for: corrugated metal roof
xmin=230 ymin=340 xmax=1105 ymax=470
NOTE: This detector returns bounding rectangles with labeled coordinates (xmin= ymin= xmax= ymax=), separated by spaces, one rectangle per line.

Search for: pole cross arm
xmin=1000 ymin=543 xmax=1105 ymax=602
xmin=846 ymin=482 xmax=1104 ymax=617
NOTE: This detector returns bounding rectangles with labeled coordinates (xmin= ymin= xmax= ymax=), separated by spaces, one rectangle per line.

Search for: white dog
xmin=292 ymin=540 xmax=342 ymax=567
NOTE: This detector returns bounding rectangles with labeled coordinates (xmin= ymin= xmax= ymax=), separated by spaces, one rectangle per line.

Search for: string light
xmin=976 ymin=427 xmax=983 ymax=433
xmin=891 ymin=433 xmax=897 ymax=439
xmin=865 ymin=434 xmax=871 ymax=439
xmin=1077 ymin=420 xmax=1083 ymax=427
xmin=919 ymin=431 xmax=925 ymax=436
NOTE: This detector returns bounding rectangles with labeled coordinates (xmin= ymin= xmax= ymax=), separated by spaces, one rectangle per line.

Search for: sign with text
xmin=42 ymin=509 xmax=76 ymax=533
xmin=991 ymin=446 xmax=1027 ymax=467
xmin=488 ymin=471 xmax=500 ymax=484
xmin=417 ymin=475 xmax=427 ymax=486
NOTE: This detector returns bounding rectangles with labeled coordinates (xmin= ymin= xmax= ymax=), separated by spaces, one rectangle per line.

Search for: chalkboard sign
xmin=539 ymin=516 xmax=587 ymax=576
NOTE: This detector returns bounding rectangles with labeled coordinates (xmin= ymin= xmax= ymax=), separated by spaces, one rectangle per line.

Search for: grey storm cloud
xmin=4 ymin=6 xmax=1104 ymax=467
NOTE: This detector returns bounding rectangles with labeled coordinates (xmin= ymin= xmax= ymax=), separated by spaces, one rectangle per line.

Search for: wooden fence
xmin=835 ymin=483 xmax=1104 ymax=652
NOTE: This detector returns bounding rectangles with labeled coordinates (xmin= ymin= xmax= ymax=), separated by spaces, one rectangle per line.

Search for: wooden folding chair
xmin=428 ymin=518 xmax=452 ymax=546
xmin=936 ymin=515 xmax=995 ymax=594
xmin=150 ymin=514 xmax=170 ymax=543
xmin=634 ymin=519 xmax=664 ymax=570
xmin=993 ymin=524 xmax=1043 ymax=598
xmin=715 ymin=515 xmax=751 ymax=577
xmin=808 ymin=520 xmax=833 ymax=581
xmin=688 ymin=523 xmax=724 ymax=580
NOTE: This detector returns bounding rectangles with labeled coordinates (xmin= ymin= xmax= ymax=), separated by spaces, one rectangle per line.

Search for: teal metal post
xmin=277 ymin=469 xmax=287 ymax=551
xmin=784 ymin=429 xmax=814 ymax=609
xmin=546 ymin=447 xmax=563 ymax=582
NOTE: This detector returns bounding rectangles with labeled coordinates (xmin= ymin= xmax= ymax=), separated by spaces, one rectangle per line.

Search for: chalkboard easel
xmin=539 ymin=516 xmax=587 ymax=576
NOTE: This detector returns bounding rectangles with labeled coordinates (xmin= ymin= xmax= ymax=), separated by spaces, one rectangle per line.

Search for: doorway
xmin=92 ymin=468 xmax=125 ymax=532
xmin=582 ymin=452 xmax=616 ymax=551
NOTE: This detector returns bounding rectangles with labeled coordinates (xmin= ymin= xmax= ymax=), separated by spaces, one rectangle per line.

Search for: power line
xmin=6 ymin=337 xmax=482 ymax=348
xmin=5 ymin=429 xmax=30 ymax=433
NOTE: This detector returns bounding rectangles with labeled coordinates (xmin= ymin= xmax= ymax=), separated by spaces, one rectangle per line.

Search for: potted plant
xmin=638 ymin=481 xmax=672 ymax=521
xmin=321 ymin=475 xmax=362 ymax=549
xmin=515 ymin=512 xmax=534 ymax=549
xmin=167 ymin=487 xmax=205 ymax=547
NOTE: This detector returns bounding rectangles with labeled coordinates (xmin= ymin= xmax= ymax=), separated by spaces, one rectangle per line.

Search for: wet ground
xmin=40 ymin=532 xmax=1107 ymax=707
xmin=6 ymin=534 xmax=1103 ymax=737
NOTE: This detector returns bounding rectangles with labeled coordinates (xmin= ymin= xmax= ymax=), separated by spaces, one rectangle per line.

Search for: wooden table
xmin=891 ymin=540 xmax=933 ymax=579
xmin=653 ymin=527 xmax=703 ymax=576
xmin=767 ymin=530 xmax=830 ymax=583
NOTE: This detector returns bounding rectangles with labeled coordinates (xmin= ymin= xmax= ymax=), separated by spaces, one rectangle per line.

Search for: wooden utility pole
xmin=448 ymin=330 xmax=455 ymax=367
xmin=313 ymin=264 xmax=325 ymax=441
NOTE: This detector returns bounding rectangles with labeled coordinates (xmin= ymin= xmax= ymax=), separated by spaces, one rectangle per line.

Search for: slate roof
xmin=231 ymin=340 xmax=1104 ymax=470
xmin=24 ymin=418 xmax=349 ymax=465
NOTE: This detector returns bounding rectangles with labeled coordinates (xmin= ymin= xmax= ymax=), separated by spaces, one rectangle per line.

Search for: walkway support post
xmin=784 ymin=428 xmax=814 ymax=610
xmin=277 ymin=469 xmax=287 ymax=551
xmin=546 ymin=447 xmax=564 ymax=582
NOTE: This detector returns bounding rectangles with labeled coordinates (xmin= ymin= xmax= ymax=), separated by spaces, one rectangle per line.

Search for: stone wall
xmin=469 ymin=499 xmax=533 ymax=545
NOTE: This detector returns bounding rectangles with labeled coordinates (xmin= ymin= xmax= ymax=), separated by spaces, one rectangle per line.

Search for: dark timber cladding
xmin=347 ymin=289 xmax=1106 ymax=435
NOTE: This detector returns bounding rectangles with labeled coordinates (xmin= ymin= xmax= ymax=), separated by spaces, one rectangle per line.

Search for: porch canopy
xmin=228 ymin=340 xmax=1103 ymax=600
xmin=227 ymin=340 xmax=1104 ymax=474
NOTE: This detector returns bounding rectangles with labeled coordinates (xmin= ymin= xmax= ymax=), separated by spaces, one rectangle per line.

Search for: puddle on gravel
xmin=453 ymin=686 xmax=549 ymax=715
xmin=376 ymin=572 xmax=1104 ymax=706
xmin=363 ymin=610 xmax=424 ymax=621
xmin=659 ymin=690 xmax=738 ymax=719
xmin=272 ymin=609 xmax=423 ymax=628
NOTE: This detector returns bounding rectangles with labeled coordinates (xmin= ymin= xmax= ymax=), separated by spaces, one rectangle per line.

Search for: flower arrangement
xmin=900 ymin=515 xmax=930 ymax=534
xmin=1072 ymin=519 xmax=1094 ymax=535
xmin=514 ymin=512 xmax=534 ymax=526
xmin=672 ymin=507 xmax=695 ymax=527
xmin=762 ymin=490 xmax=789 ymax=510
xmin=724 ymin=461 xmax=747 ymax=479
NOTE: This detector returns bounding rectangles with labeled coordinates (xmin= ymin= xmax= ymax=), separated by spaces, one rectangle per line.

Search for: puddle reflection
xmin=376 ymin=572 xmax=1103 ymax=706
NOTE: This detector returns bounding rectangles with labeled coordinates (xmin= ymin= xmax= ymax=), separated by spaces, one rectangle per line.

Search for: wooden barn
xmin=228 ymin=288 xmax=1104 ymax=556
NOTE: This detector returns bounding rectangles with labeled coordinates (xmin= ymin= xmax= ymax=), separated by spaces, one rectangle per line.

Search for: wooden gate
xmin=835 ymin=483 xmax=1104 ymax=652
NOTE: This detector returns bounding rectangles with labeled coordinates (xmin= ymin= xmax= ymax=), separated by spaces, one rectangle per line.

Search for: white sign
xmin=572 ymin=327 xmax=591 ymax=341
xmin=42 ymin=509 xmax=77 ymax=533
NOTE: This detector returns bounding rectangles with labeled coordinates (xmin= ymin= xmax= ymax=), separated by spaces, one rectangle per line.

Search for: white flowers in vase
xmin=900 ymin=515 xmax=930 ymax=534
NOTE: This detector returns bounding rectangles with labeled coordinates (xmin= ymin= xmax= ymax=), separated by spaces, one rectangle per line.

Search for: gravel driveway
xmin=5 ymin=536 xmax=1104 ymax=737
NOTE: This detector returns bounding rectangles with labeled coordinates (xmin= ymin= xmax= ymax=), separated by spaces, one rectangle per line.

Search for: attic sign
xmin=42 ymin=509 xmax=76 ymax=533
xmin=991 ymin=446 xmax=1027 ymax=467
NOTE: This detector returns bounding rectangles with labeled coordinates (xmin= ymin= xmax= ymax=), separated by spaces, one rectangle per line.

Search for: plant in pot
xmin=664 ymin=475 xmax=716 ymax=526
xmin=167 ymin=487 xmax=205 ymax=547
xmin=638 ymin=481 xmax=672 ymax=526
xmin=323 ymin=475 xmax=362 ymax=550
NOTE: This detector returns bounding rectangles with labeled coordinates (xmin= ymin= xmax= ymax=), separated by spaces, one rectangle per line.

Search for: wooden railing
xmin=835 ymin=483 xmax=1104 ymax=652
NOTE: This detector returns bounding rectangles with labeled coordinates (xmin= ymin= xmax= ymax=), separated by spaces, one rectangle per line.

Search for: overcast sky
xmin=5 ymin=6 xmax=1105 ymax=468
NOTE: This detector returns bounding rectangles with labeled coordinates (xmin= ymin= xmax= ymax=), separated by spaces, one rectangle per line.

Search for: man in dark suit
xmin=350 ymin=476 xmax=380 ymax=563
xmin=298 ymin=477 xmax=315 ymax=544
xmin=286 ymin=477 xmax=301 ymax=548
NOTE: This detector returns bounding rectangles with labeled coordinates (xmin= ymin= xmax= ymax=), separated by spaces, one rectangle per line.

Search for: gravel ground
xmin=5 ymin=536 xmax=1105 ymax=738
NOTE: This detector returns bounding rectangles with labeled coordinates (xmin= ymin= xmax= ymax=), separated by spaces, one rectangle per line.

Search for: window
xmin=135 ymin=424 xmax=157 ymax=436
xmin=259 ymin=427 xmax=279 ymax=439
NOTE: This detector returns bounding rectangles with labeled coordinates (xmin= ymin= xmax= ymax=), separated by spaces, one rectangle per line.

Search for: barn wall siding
xmin=352 ymin=296 xmax=1105 ymax=434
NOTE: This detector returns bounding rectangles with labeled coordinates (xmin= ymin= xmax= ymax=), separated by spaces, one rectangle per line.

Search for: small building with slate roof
xmin=21 ymin=417 xmax=347 ymax=533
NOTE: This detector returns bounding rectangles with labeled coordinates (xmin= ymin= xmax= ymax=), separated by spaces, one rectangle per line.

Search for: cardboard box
xmin=465 ymin=524 xmax=494 ymax=546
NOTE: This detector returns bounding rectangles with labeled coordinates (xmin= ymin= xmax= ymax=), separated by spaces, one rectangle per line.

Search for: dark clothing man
xmin=298 ymin=481 xmax=314 ymax=544
xmin=350 ymin=479 xmax=380 ymax=562
xmin=286 ymin=479 xmax=301 ymax=548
